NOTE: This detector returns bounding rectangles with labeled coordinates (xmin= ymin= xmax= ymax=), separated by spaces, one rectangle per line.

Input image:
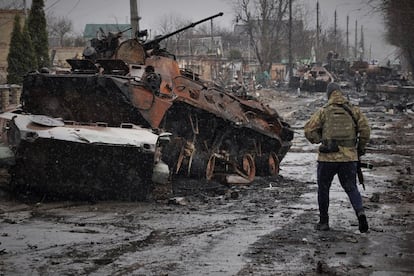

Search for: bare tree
xmin=47 ymin=13 xmax=73 ymax=47
xmin=290 ymin=1 xmax=313 ymax=62
xmin=214 ymin=27 xmax=243 ymax=60
xmin=233 ymin=0 xmax=291 ymax=72
xmin=0 ymin=0 xmax=24 ymax=9
xmin=156 ymin=13 xmax=192 ymax=55
xmin=383 ymin=0 xmax=414 ymax=72
xmin=367 ymin=0 xmax=414 ymax=72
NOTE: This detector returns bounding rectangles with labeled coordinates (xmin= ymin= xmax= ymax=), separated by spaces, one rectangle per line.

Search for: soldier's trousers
xmin=317 ymin=161 xmax=364 ymax=221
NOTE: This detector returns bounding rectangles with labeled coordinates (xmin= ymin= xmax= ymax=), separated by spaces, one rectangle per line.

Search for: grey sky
xmin=39 ymin=0 xmax=233 ymax=33
xmin=25 ymin=0 xmax=395 ymax=63
xmin=315 ymin=0 xmax=397 ymax=63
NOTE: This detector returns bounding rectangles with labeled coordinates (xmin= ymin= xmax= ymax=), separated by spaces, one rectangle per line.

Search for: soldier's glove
xmin=319 ymin=140 xmax=339 ymax=153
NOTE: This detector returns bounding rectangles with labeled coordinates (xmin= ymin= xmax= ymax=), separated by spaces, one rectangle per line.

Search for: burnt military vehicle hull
xmin=21 ymin=13 xmax=294 ymax=185
xmin=0 ymin=112 xmax=169 ymax=201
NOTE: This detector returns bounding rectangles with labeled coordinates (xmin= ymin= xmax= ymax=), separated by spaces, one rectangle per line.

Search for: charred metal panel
xmin=22 ymin=73 xmax=149 ymax=127
xmin=172 ymin=76 xmax=288 ymax=140
xmin=11 ymin=138 xmax=154 ymax=201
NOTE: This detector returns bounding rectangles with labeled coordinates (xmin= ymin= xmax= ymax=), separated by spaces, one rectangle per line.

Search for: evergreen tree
xmin=28 ymin=0 xmax=50 ymax=68
xmin=22 ymin=22 xmax=38 ymax=72
xmin=7 ymin=15 xmax=25 ymax=84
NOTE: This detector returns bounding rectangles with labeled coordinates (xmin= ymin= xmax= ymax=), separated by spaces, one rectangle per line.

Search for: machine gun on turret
xmin=84 ymin=27 xmax=133 ymax=61
xmin=142 ymin=12 xmax=223 ymax=51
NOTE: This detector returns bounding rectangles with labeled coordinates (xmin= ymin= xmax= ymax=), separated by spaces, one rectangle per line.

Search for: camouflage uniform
xmin=304 ymin=90 xmax=370 ymax=161
xmin=304 ymin=88 xmax=370 ymax=233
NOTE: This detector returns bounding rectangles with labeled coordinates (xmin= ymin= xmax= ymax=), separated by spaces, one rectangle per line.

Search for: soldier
xmin=304 ymin=82 xmax=370 ymax=233
xmin=307 ymin=71 xmax=316 ymax=92
xmin=362 ymin=72 xmax=368 ymax=92
xmin=354 ymin=70 xmax=362 ymax=92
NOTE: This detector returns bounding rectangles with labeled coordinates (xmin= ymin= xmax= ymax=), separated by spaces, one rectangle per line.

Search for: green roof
xmin=83 ymin=24 xmax=132 ymax=39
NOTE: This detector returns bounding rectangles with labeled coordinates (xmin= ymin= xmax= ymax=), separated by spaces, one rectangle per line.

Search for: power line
xmin=45 ymin=0 xmax=63 ymax=11
xmin=67 ymin=0 xmax=81 ymax=15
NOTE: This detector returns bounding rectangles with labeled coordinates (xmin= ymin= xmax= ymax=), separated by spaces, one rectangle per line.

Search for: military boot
xmin=358 ymin=212 xmax=369 ymax=233
xmin=315 ymin=216 xmax=330 ymax=231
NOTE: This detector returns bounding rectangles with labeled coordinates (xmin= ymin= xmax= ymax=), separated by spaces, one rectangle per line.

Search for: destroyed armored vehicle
xmin=0 ymin=110 xmax=170 ymax=200
xmin=20 ymin=13 xmax=294 ymax=188
xmin=302 ymin=66 xmax=334 ymax=92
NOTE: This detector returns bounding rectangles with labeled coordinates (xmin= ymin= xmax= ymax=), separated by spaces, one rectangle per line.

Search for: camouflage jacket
xmin=304 ymin=91 xmax=370 ymax=162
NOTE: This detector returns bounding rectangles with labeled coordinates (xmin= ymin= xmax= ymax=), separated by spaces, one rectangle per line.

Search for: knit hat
xmin=326 ymin=82 xmax=341 ymax=99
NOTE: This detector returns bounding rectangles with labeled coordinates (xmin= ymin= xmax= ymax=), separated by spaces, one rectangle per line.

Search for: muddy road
xmin=1 ymin=90 xmax=413 ymax=275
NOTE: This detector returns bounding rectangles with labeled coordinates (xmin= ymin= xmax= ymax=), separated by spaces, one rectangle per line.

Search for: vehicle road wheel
xmin=238 ymin=153 xmax=256 ymax=181
xmin=268 ymin=152 xmax=280 ymax=176
xmin=256 ymin=152 xmax=279 ymax=176
xmin=190 ymin=152 xmax=215 ymax=180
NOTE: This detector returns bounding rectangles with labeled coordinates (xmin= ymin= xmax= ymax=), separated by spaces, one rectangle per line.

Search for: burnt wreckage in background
xmin=3 ymin=13 xmax=294 ymax=200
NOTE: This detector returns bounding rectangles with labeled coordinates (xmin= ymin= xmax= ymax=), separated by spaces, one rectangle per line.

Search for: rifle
xmin=337 ymin=104 xmax=373 ymax=191
xmin=357 ymin=159 xmax=373 ymax=190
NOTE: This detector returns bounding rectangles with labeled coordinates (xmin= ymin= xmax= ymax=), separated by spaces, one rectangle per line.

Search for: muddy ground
xmin=0 ymin=89 xmax=413 ymax=275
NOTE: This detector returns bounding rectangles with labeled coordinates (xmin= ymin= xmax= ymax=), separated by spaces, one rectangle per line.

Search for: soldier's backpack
xmin=322 ymin=104 xmax=357 ymax=147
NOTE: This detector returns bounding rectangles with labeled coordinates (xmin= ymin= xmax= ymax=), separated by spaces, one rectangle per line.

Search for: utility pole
xmin=210 ymin=18 xmax=214 ymax=54
xmin=354 ymin=19 xmax=358 ymax=59
xmin=248 ymin=37 xmax=250 ymax=64
xmin=334 ymin=10 xmax=337 ymax=52
xmin=316 ymin=1 xmax=320 ymax=62
xmin=346 ymin=15 xmax=349 ymax=59
xmin=23 ymin=0 xmax=27 ymax=18
xmin=369 ymin=44 xmax=372 ymax=62
xmin=130 ymin=0 xmax=139 ymax=38
xmin=288 ymin=0 xmax=293 ymax=86
xmin=360 ymin=25 xmax=364 ymax=60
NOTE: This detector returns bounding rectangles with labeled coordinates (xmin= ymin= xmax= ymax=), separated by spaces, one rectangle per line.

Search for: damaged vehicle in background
xmin=301 ymin=65 xmax=334 ymax=92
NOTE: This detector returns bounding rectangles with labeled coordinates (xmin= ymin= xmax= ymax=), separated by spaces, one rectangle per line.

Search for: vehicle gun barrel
xmin=143 ymin=12 xmax=223 ymax=50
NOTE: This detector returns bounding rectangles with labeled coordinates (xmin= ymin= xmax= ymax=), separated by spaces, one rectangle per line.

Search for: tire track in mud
xmin=81 ymin=176 xmax=312 ymax=275
xmin=85 ymin=223 xmax=232 ymax=275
